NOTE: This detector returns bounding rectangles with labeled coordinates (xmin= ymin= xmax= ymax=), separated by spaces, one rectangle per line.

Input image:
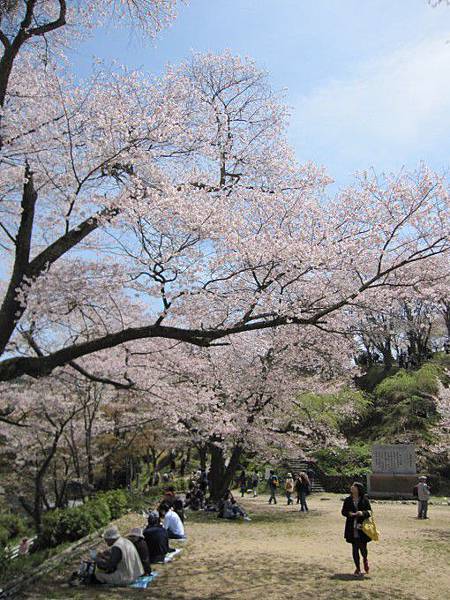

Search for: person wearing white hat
xmin=127 ymin=527 xmax=151 ymax=575
xmin=95 ymin=526 xmax=144 ymax=585
xmin=285 ymin=473 xmax=294 ymax=505
xmin=417 ymin=476 xmax=431 ymax=519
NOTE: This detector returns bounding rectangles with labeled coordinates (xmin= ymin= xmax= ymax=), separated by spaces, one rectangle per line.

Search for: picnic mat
xmin=129 ymin=573 xmax=158 ymax=589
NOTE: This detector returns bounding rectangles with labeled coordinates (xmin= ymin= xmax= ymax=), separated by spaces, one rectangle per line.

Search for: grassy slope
xmin=24 ymin=493 xmax=450 ymax=600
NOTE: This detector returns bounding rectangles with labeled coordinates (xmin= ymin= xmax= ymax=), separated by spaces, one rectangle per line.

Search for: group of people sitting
xmin=217 ymin=489 xmax=251 ymax=521
xmin=185 ymin=479 xmax=206 ymax=510
xmin=73 ymin=489 xmax=187 ymax=587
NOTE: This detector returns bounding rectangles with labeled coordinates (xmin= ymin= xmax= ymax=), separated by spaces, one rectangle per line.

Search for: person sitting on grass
xmin=218 ymin=490 xmax=251 ymax=521
xmin=143 ymin=510 xmax=172 ymax=564
xmin=185 ymin=484 xmax=204 ymax=511
xmin=127 ymin=527 xmax=151 ymax=575
xmin=159 ymin=502 xmax=186 ymax=539
xmin=162 ymin=485 xmax=186 ymax=521
xmin=95 ymin=526 xmax=144 ymax=586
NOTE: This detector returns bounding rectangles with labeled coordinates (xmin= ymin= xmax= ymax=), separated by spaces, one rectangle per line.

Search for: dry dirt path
xmin=25 ymin=493 xmax=450 ymax=600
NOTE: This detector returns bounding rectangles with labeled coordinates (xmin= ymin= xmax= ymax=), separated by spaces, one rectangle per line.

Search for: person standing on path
xmin=285 ymin=473 xmax=294 ymax=505
xmin=268 ymin=470 xmax=279 ymax=504
xmin=238 ymin=470 xmax=247 ymax=498
xmin=416 ymin=475 xmax=431 ymax=519
xmin=251 ymin=471 xmax=259 ymax=497
xmin=298 ymin=472 xmax=310 ymax=512
xmin=341 ymin=482 xmax=372 ymax=576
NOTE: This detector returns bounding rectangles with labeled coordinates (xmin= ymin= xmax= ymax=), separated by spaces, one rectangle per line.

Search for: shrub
xmin=0 ymin=513 xmax=27 ymax=545
xmin=40 ymin=497 xmax=111 ymax=548
xmin=313 ymin=444 xmax=371 ymax=477
xmin=125 ymin=489 xmax=148 ymax=512
xmin=375 ymin=365 xmax=440 ymax=401
xmin=97 ymin=490 xmax=128 ymax=519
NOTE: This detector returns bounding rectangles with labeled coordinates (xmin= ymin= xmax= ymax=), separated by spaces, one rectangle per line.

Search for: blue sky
xmin=74 ymin=0 xmax=450 ymax=187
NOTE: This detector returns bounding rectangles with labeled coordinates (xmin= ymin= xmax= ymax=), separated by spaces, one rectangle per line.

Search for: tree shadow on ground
xmin=330 ymin=573 xmax=371 ymax=581
xmin=422 ymin=528 xmax=450 ymax=541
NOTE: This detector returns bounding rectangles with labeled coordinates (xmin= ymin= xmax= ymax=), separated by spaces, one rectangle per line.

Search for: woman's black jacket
xmin=341 ymin=495 xmax=372 ymax=544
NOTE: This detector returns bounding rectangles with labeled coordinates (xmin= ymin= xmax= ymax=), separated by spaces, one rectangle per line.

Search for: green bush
xmin=313 ymin=443 xmax=372 ymax=477
xmin=173 ymin=477 xmax=187 ymax=492
xmin=40 ymin=497 xmax=111 ymax=548
xmin=125 ymin=489 xmax=148 ymax=512
xmin=0 ymin=524 xmax=9 ymax=546
xmin=375 ymin=364 xmax=440 ymax=401
xmin=0 ymin=513 xmax=27 ymax=546
xmin=96 ymin=490 xmax=128 ymax=519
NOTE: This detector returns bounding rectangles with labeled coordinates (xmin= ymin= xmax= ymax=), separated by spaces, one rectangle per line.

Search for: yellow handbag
xmin=362 ymin=510 xmax=380 ymax=542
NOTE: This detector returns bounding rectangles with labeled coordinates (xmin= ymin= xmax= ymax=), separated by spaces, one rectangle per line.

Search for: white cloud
xmin=292 ymin=35 xmax=450 ymax=172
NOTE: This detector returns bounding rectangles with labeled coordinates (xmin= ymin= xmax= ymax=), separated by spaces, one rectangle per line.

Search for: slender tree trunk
xmin=381 ymin=340 xmax=393 ymax=370
xmin=197 ymin=444 xmax=207 ymax=471
xmin=33 ymin=475 xmax=44 ymax=532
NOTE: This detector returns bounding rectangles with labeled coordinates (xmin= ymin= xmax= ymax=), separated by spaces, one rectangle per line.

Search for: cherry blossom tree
xmin=123 ymin=323 xmax=359 ymax=501
xmin=0 ymin=1 xmax=449 ymax=387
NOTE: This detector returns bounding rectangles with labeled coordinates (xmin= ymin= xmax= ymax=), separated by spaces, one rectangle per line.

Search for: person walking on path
xmin=416 ymin=475 xmax=431 ymax=519
xmin=341 ymin=482 xmax=372 ymax=576
xmin=238 ymin=470 xmax=247 ymax=498
xmin=285 ymin=473 xmax=294 ymax=505
xmin=298 ymin=472 xmax=310 ymax=512
xmin=268 ymin=470 xmax=279 ymax=504
xmin=251 ymin=471 xmax=259 ymax=497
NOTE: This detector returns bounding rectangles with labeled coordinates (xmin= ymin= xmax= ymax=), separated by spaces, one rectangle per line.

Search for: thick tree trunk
xmin=208 ymin=444 xmax=225 ymax=501
xmin=208 ymin=444 xmax=243 ymax=502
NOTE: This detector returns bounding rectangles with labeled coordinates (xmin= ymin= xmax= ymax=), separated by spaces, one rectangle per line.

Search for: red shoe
xmin=363 ymin=558 xmax=369 ymax=573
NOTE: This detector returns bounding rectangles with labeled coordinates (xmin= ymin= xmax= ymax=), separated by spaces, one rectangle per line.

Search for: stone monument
xmin=367 ymin=444 xmax=417 ymax=498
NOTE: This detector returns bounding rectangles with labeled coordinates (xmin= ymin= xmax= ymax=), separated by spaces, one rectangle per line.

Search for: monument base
xmin=367 ymin=473 xmax=417 ymax=498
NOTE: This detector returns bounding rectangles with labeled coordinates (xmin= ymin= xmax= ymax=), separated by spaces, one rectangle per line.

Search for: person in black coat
xmin=143 ymin=511 xmax=172 ymax=564
xmin=341 ymin=482 xmax=372 ymax=576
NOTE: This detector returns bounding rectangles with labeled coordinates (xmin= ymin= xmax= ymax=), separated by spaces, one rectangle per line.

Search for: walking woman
xmin=285 ymin=473 xmax=294 ymax=505
xmin=341 ymin=482 xmax=372 ymax=576
xmin=298 ymin=472 xmax=310 ymax=512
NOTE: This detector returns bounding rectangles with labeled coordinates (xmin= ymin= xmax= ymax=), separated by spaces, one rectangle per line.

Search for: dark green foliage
xmin=375 ymin=364 xmax=440 ymax=400
xmin=39 ymin=497 xmax=111 ymax=548
xmin=0 ymin=513 xmax=27 ymax=546
xmin=96 ymin=489 xmax=128 ymax=519
xmin=125 ymin=489 xmax=149 ymax=512
xmin=0 ymin=544 xmax=66 ymax=585
xmin=313 ymin=443 xmax=371 ymax=477
xmin=356 ymin=365 xmax=399 ymax=392
xmin=37 ymin=489 xmax=143 ymax=549
xmin=359 ymin=365 xmax=442 ymax=440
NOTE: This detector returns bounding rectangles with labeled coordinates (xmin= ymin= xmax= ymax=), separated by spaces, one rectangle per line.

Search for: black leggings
xmin=351 ymin=541 xmax=368 ymax=569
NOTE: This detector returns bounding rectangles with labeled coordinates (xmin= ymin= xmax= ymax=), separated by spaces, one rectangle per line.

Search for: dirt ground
xmin=24 ymin=493 xmax=450 ymax=600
